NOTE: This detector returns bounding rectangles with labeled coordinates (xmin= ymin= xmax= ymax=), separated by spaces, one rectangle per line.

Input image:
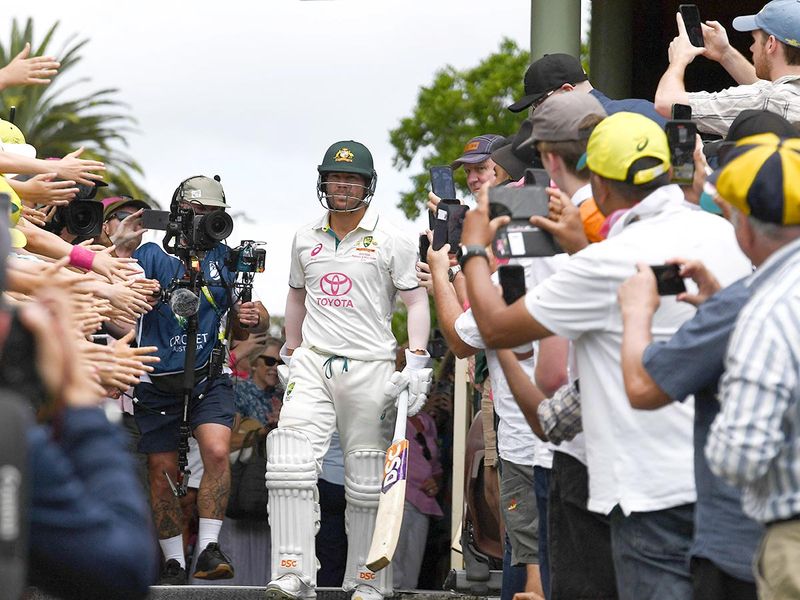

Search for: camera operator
xmin=132 ymin=175 xmax=267 ymax=585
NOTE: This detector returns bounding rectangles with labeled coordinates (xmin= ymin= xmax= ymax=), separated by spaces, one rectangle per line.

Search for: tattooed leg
xmin=147 ymin=451 xmax=184 ymax=539
xmin=194 ymin=423 xmax=232 ymax=520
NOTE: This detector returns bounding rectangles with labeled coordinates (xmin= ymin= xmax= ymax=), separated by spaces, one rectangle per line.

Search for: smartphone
xmin=141 ymin=209 xmax=171 ymax=230
xmin=430 ymin=166 xmax=457 ymax=200
xmin=651 ymin=264 xmax=687 ymax=296
xmin=524 ymin=168 xmax=551 ymax=187
xmin=91 ymin=334 xmax=111 ymax=346
xmin=679 ymin=4 xmax=704 ymax=47
xmin=489 ymin=185 xmax=551 ymax=220
xmin=671 ymin=103 xmax=692 ymax=121
xmin=494 ymin=220 xmax=562 ymax=258
xmin=445 ymin=204 xmax=468 ymax=249
xmin=666 ymin=120 xmax=697 ymax=185
xmin=498 ymin=265 xmax=527 ymax=305
xmin=419 ymin=233 xmax=430 ymax=264
xmin=432 ymin=207 xmax=449 ymax=251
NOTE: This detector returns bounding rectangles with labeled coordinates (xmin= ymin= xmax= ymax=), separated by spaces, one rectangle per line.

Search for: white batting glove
xmin=384 ymin=370 xmax=410 ymax=403
xmin=402 ymin=349 xmax=433 ymax=417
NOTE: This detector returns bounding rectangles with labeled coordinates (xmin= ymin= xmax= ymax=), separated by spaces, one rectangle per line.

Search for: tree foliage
xmin=0 ymin=18 xmax=146 ymax=199
xmin=389 ymin=38 xmax=530 ymax=219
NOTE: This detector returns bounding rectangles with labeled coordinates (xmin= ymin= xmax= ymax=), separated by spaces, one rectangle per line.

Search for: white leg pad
xmin=266 ymin=428 xmax=320 ymax=588
xmin=342 ymin=450 xmax=392 ymax=596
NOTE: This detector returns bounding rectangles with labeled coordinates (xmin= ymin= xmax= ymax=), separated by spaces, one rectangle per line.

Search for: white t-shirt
xmin=524 ymin=184 xmax=752 ymax=515
xmin=455 ymin=309 xmax=543 ymax=467
xmin=289 ymin=205 xmax=419 ymax=361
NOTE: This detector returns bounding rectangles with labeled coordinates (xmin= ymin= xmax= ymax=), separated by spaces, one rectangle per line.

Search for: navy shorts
xmin=133 ymin=376 xmax=235 ymax=454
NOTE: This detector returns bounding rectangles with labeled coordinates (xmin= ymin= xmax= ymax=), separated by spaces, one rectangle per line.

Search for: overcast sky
xmin=4 ymin=0 xmax=588 ymax=315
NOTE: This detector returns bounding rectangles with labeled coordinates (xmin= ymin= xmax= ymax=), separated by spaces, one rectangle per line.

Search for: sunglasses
xmin=530 ymin=89 xmax=557 ymax=112
xmin=108 ymin=210 xmax=136 ymax=222
xmin=259 ymin=356 xmax=283 ymax=367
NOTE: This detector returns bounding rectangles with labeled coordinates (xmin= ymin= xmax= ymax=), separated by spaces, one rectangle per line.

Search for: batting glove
xmin=278 ymin=344 xmax=293 ymax=388
xmin=402 ymin=349 xmax=433 ymax=417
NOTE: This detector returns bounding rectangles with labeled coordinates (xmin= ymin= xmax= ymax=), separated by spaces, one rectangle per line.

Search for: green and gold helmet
xmin=316 ymin=140 xmax=377 ymax=212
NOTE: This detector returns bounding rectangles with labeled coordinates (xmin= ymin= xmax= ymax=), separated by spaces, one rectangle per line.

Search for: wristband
xmin=69 ymin=245 xmax=96 ymax=270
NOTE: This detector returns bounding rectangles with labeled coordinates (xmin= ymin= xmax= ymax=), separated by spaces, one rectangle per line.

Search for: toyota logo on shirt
xmin=320 ymin=272 xmax=352 ymax=297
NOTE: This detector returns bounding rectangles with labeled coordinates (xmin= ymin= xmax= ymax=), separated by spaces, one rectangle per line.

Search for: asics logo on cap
xmin=333 ymin=148 xmax=354 ymax=163
xmin=637 ymin=138 xmax=649 ymax=152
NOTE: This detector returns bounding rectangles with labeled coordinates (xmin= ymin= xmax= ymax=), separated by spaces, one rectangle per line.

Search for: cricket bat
xmin=366 ymin=388 xmax=409 ymax=572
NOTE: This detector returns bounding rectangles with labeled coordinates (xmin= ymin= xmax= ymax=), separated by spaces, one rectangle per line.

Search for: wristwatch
xmin=447 ymin=264 xmax=461 ymax=282
xmin=458 ymin=244 xmax=488 ymax=268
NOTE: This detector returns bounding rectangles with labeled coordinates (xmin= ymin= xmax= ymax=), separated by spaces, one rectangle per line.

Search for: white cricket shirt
xmin=289 ymin=205 xmax=419 ymax=361
xmin=524 ymin=184 xmax=751 ymax=515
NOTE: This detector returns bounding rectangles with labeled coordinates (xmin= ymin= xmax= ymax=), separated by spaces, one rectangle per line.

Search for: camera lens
xmin=201 ymin=210 xmax=233 ymax=241
xmin=66 ymin=200 xmax=104 ymax=237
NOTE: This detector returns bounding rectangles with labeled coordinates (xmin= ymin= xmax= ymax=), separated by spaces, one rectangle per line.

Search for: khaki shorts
xmin=755 ymin=519 xmax=800 ymax=600
xmin=500 ymin=458 xmax=539 ymax=565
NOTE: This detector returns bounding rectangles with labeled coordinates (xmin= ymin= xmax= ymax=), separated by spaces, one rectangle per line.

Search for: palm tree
xmin=0 ymin=18 xmax=147 ymax=200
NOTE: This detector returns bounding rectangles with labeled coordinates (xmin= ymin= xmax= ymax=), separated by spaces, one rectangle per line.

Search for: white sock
xmin=159 ymin=534 xmax=186 ymax=569
xmin=197 ymin=517 xmax=223 ymax=551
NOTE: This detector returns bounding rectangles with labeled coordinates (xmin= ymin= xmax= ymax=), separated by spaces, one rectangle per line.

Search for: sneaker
xmin=193 ymin=542 xmax=235 ymax=580
xmin=158 ymin=559 xmax=188 ymax=585
xmin=265 ymin=573 xmax=316 ymax=600
xmin=351 ymin=584 xmax=383 ymax=600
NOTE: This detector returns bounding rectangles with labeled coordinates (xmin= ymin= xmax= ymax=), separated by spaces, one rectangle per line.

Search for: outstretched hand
xmin=0 ymin=42 xmax=60 ymax=88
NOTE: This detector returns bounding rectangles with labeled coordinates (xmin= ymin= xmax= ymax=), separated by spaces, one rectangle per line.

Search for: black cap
xmin=491 ymin=119 xmax=538 ymax=180
xmin=508 ymin=53 xmax=588 ymax=113
xmin=704 ymin=109 xmax=800 ymax=163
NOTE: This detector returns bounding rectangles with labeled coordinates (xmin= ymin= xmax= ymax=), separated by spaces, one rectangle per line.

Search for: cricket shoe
xmin=265 ymin=573 xmax=316 ymax=600
xmin=351 ymin=583 xmax=384 ymax=600
xmin=158 ymin=559 xmax=188 ymax=585
xmin=193 ymin=542 xmax=234 ymax=580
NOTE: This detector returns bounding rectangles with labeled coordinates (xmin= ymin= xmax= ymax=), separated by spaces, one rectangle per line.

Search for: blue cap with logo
xmin=733 ymin=0 xmax=800 ymax=47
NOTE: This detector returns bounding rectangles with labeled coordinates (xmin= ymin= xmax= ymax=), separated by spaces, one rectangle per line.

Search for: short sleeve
xmin=288 ymin=233 xmax=305 ymax=289
xmin=642 ymin=280 xmax=749 ymax=402
xmin=454 ymin=310 xmax=486 ymax=350
xmin=688 ymin=82 xmax=773 ymax=136
xmin=524 ymin=249 xmax=616 ymax=340
xmin=389 ymin=230 xmax=420 ymax=291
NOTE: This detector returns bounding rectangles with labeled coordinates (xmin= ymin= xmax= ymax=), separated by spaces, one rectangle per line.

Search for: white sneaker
xmin=351 ymin=584 xmax=383 ymax=600
xmin=265 ymin=574 xmax=316 ymax=600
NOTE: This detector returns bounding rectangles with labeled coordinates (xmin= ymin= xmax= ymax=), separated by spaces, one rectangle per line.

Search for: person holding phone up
xmin=655 ymin=0 xmax=800 ymax=135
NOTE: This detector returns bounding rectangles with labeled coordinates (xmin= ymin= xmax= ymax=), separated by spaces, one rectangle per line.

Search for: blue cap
xmin=733 ymin=0 xmax=800 ymax=48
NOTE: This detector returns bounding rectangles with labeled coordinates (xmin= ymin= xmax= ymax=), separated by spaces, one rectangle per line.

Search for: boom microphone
xmin=169 ymin=288 xmax=200 ymax=318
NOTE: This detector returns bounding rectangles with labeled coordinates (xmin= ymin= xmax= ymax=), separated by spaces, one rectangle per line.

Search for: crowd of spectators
xmin=3 ymin=2 xmax=800 ymax=599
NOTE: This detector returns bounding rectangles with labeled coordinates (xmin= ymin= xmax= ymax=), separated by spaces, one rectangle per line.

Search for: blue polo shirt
xmin=642 ymin=279 xmax=763 ymax=582
xmin=134 ymin=242 xmax=235 ymax=375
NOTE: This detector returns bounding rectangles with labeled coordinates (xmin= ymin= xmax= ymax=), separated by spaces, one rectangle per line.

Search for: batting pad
xmin=342 ymin=449 xmax=392 ymax=596
xmin=266 ymin=428 xmax=320 ymax=588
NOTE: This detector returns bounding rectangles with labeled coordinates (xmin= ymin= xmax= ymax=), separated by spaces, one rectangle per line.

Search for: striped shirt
xmin=706 ymin=236 xmax=800 ymax=523
xmin=688 ymin=75 xmax=800 ymax=136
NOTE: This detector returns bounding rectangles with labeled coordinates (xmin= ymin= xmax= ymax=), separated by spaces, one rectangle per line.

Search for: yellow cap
xmin=0 ymin=119 xmax=26 ymax=144
xmin=584 ymin=112 xmax=671 ymax=185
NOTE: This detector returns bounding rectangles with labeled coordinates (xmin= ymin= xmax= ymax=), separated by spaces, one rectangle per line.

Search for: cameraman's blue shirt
xmin=134 ymin=242 xmax=235 ymax=375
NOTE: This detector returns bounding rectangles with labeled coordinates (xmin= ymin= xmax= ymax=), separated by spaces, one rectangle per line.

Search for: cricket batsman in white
xmin=265 ymin=140 xmax=433 ymax=600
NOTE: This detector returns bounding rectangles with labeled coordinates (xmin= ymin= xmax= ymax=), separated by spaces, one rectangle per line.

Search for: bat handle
xmin=393 ymin=389 xmax=409 ymax=442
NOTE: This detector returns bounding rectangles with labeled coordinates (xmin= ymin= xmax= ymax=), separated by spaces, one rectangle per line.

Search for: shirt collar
xmin=571 ymin=183 xmax=593 ymax=206
xmin=746 ymin=235 xmax=800 ymax=290
xmin=314 ymin=204 xmax=379 ymax=233
xmin=606 ymin=184 xmax=684 ymax=238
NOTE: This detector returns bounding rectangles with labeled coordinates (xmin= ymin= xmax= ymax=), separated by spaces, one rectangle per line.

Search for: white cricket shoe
xmin=265 ymin=574 xmax=316 ymax=600
xmin=351 ymin=583 xmax=383 ymax=600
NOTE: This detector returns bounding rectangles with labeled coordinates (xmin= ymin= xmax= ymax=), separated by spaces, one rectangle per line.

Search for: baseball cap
xmin=704 ymin=109 xmax=799 ymax=164
xmin=175 ymin=175 xmax=227 ymax=208
xmin=578 ymin=112 xmax=671 ymax=185
xmin=0 ymin=119 xmax=36 ymax=159
xmin=451 ymin=134 xmax=507 ymax=169
xmin=102 ymin=196 xmax=150 ymax=221
xmin=508 ymin=54 xmax=588 ymax=113
xmin=524 ymin=92 xmax=607 ymax=147
xmin=491 ymin=120 xmax=537 ymax=181
xmin=711 ymin=133 xmax=800 ymax=224
xmin=733 ymin=0 xmax=800 ymax=47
